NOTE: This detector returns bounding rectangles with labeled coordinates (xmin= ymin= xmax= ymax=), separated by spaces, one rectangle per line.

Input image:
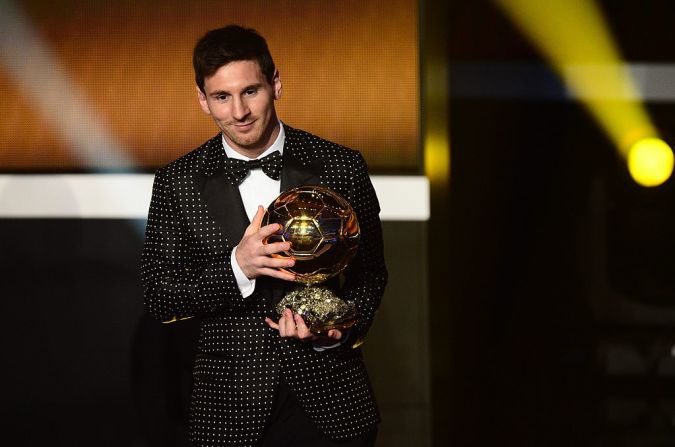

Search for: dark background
xmin=431 ymin=1 xmax=675 ymax=446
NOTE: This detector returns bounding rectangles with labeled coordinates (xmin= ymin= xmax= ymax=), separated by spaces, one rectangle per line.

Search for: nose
xmin=232 ymin=96 xmax=250 ymax=121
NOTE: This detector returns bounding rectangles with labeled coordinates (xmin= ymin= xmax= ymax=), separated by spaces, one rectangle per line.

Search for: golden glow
xmin=162 ymin=315 xmax=194 ymax=324
xmin=424 ymin=131 xmax=450 ymax=185
xmin=423 ymin=58 xmax=450 ymax=185
xmin=627 ymin=138 xmax=674 ymax=187
xmin=494 ymin=0 xmax=660 ymax=171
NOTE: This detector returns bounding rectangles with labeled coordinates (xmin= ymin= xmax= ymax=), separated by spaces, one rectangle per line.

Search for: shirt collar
xmin=222 ymin=121 xmax=285 ymax=161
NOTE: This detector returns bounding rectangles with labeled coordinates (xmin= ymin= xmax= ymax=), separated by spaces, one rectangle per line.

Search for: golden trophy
xmin=263 ymin=185 xmax=360 ymax=333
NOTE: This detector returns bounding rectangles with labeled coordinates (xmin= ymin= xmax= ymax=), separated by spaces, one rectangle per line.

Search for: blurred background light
xmin=494 ymin=0 xmax=665 ymax=187
xmin=627 ymin=137 xmax=674 ymax=187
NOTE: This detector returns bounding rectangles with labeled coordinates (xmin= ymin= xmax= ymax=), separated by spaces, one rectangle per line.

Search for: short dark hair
xmin=193 ymin=25 xmax=276 ymax=93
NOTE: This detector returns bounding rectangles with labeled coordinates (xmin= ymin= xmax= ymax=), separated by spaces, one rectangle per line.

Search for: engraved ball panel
xmin=316 ymin=217 xmax=341 ymax=243
xmin=284 ymin=217 xmax=323 ymax=254
xmin=285 ymin=191 xmax=324 ymax=220
xmin=264 ymin=208 xmax=292 ymax=255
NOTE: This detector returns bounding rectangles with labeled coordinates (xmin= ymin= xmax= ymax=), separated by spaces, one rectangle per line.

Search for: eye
xmin=244 ymin=88 xmax=259 ymax=96
xmin=215 ymin=94 xmax=230 ymax=102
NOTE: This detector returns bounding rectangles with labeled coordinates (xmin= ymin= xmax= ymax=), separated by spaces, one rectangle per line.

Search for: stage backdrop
xmin=0 ymin=0 xmax=419 ymax=172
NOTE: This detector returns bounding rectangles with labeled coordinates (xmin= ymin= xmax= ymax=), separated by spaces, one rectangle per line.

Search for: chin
xmin=237 ymin=136 xmax=261 ymax=148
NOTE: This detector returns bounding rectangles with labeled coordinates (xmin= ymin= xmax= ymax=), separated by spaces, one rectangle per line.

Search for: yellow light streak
xmin=494 ymin=0 xmax=672 ymax=186
xmin=424 ymin=131 xmax=450 ymax=186
xmin=423 ymin=60 xmax=450 ymax=186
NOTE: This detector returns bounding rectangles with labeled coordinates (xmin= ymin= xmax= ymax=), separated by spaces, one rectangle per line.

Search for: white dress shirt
xmin=225 ymin=123 xmax=285 ymax=298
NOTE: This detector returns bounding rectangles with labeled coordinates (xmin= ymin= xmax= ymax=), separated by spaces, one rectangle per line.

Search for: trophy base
xmin=275 ymin=285 xmax=357 ymax=334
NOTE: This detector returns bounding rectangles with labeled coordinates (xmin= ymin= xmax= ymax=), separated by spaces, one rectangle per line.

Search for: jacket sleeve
xmin=140 ymin=168 xmax=248 ymax=323
xmin=341 ymin=152 xmax=388 ymax=347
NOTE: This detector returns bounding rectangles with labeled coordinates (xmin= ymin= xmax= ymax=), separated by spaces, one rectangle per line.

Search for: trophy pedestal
xmin=276 ymin=285 xmax=356 ymax=333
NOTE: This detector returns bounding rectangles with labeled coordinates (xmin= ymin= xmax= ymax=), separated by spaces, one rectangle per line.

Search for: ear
xmin=196 ymin=85 xmax=211 ymax=115
xmin=272 ymin=70 xmax=282 ymax=100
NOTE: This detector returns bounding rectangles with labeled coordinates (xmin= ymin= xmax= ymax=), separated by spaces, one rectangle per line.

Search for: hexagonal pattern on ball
xmin=263 ymin=185 xmax=360 ymax=284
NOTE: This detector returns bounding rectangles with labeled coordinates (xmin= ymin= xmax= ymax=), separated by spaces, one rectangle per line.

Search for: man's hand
xmin=265 ymin=308 xmax=343 ymax=346
xmin=235 ymin=205 xmax=296 ymax=281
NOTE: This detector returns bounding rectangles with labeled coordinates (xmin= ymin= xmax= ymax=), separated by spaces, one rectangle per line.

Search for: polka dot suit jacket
xmin=141 ymin=124 xmax=388 ymax=446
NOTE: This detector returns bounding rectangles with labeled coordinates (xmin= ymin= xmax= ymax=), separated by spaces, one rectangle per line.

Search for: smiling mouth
xmin=234 ymin=121 xmax=256 ymax=130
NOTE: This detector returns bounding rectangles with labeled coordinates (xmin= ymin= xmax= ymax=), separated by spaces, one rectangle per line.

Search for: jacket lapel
xmin=196 ymin=135 xmax=249 ymax=247
xmin=280 ymin=125 xmax=323 ymax=191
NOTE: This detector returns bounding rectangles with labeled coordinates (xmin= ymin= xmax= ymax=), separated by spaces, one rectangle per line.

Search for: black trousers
xmin=256 ymin=381 xmax=378 ymax=447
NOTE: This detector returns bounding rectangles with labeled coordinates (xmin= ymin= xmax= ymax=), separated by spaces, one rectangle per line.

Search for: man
xmin=140 ymin=25 xmax=387 ymax=447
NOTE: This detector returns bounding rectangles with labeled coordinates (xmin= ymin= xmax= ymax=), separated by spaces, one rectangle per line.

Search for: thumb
xmin=245 ymin=205 xmax=266 ymax=235
xmin=327 ymin=329 xmax=343 ymax=340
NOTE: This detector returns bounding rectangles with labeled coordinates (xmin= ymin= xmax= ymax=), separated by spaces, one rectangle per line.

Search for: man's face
xmin=197 ymin=60 xmax=282 ymax=157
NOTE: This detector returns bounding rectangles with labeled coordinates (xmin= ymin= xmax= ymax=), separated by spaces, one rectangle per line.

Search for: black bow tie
xmin=224 ymin=150 xmax=283 ymax=186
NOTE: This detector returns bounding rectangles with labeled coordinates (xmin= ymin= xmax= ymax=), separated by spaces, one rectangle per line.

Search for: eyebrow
xmin=208 ymin=84 xmax=263 ymax=98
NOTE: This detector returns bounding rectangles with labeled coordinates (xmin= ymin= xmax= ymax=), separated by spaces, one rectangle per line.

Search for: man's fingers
xmin=283 ymin=309 xmax=296 ymax=335
xmin=271 ymin=312 xmax=336 ymax=343
xmin=294 ymin=314 xmax=315 ymax=340
xmin=258 ymin=222 xmax=284 ymax=240
xmin=258 ymin=267 xmax=296 ymax=282
xmin=264 ymin=317 xmax=280 ymax=330
xmin=244 ymin=206 xmax=266 ymax=236
xmin=277 ymin=313 xmax=287 ymax=337
xmin=252 ymin=205 xmax=265 ymax=228
xmin=262 ymin=241 xmax=292 ymax=256
xmin=258 ymin=255 xmax=295 ymax=269
xmin=327 ymin=329 xmax=343 ymax=340
xmin=278 ymin=309 xmax=296 ymax=337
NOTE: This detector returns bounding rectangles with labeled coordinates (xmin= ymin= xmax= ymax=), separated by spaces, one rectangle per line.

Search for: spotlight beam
xmin=0 ymin=0 xmax=133 ymax=169
xmin=494 ymin=0 xmax=672 ymax=186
